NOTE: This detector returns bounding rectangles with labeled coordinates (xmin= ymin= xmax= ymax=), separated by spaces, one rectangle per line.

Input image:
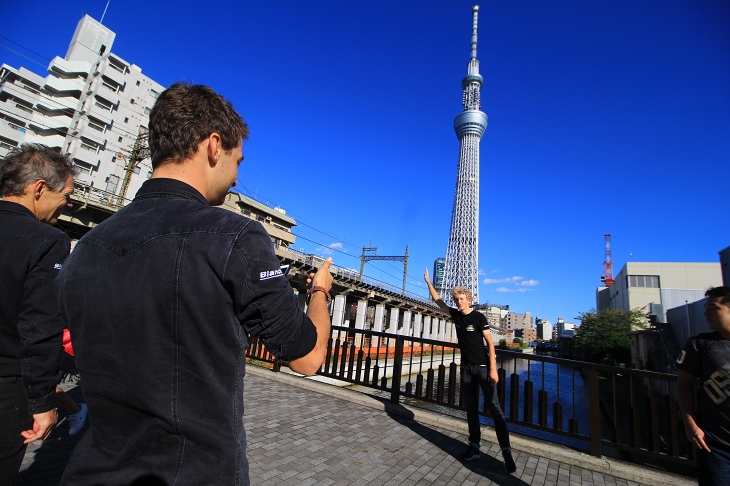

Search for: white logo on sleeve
xmin=260 ymin=268 xmax=284 ymax=281
xmin=54 ymin=263 xmax=63 ymax=270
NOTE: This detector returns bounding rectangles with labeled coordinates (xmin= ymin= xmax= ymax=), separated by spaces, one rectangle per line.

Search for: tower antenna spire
xmin=471 ymin=5 xmax=479 ymax=60
xmin=442 ymin=4 xmax=488 ymax=306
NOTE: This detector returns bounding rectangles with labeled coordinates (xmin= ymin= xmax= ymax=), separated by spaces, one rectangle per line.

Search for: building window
xmin=118 ymin=136 xmax=123 ymax=142
xmin=87 ymin=117 xmax=106 ymax=133
xmin=628 ymin=275 xmax=660 ymax=288
xmin=124 ymin=117 xmax=129 ymax=123
xmin=150 ymin=89 xmax=159 ymax=99
xmin=136 ymin=80 xmax=141 ymax=86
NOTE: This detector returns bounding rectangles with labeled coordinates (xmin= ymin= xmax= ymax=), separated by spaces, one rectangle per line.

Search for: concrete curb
xmin=246 ymin=365 xmax=694 ymax=486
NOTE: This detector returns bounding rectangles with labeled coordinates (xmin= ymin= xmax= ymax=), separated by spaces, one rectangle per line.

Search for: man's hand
xmin=307 ymin=257 xmax=333 ymax=293
xmin=685 ymin=423 xmax=712 ymax=452
xmin=424 ymin=267 xmax=430 ymax=284
xmin=489 ymin=368 xmax=500 ymax=386
xmin=21 ymin=409 xmax=57 ymax=444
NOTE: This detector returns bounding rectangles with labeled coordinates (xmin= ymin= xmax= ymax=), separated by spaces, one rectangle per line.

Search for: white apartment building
xmin=0 ymin=14 xmax=164 ymax=209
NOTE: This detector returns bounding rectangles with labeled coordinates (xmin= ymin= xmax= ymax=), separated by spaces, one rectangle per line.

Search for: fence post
xmin=390 ymin=336 xmax=404 ymax=404
xmin=587 ymin=369 xmax=602 ymax=457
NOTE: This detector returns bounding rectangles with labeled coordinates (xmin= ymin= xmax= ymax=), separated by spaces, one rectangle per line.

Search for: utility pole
xmin=115 ymin=127 xmax=149 ymax=208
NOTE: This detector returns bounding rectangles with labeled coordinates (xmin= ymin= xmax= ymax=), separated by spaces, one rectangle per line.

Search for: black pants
xmin=0 ymin=377 xmax=32 ymax=486
xmin=461 ymin=364 xmax=511 ymax=449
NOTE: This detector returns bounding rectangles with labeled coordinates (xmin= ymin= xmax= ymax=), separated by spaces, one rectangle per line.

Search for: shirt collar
xmin=0 ymin=200 xmax=36 ymax=219
xmin=133 ymin=178 xmax=209 ymax=205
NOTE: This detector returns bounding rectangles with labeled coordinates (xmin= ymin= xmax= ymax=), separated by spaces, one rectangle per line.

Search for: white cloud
xmin=478 ymin=269 xmax=487 ymax=276
xmin=518 ymin=279 xmax=539 ymax=287
xmin=315 ymin=242 xmax=344 ymax=255
xmin=495 ymin=287 xmax=513 ymax=293
xmin=483 ymin=276 xmax=523 ymax=284
xmin=517 ymin=288 xmax=534 ymax=293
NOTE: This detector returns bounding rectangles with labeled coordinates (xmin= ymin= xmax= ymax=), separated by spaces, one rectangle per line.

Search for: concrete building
xmin=504 ymin=311 xmax=525 ymax=332
xmin=553 ymin=318 xmax=576 ymax=339
xmin=596 ymin=262 xmax=722 ymax=322
xmin=432 ymin=258 xmax=445 ymax=295
xmin=1 ymin=14 xmax=164 ymax=234
xmin=535 ymin=317 xmax=553 ymax=341
xmin=221 ymin=193 xmax=296 ymax=252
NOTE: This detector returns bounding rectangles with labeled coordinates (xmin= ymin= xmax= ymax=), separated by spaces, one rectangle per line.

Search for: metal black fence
xmin=246 ymin=325 xmax=694 ymax=473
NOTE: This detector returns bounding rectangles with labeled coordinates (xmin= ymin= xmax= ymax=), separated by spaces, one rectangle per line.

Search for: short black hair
xmin=706 ymin=286 xmax=730 ymax=306
xmin=0 ymin=144 xmax=76 ymax=197
xmin=148 ymin=83 xmax=249 ymax=168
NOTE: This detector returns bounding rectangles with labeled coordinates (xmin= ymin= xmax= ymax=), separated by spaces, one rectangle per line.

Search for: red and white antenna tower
xmin=601 ymin=233 xmax=614 ymax=287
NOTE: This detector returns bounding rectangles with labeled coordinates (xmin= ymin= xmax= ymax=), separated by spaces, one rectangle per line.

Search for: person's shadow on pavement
xmin=385 ymin=403 xmax=530 ymax=486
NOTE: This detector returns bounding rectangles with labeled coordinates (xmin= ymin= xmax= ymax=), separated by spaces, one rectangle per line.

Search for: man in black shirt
xmin=677 ymin=286 xmax=730 ymax=485
xmin=425 ymin=269 xmax=516 ymax=473
xmin=0 ymin=144 xmax=75 ymax=482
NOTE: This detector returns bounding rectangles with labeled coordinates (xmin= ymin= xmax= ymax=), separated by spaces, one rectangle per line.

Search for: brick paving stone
xmin=12 ymin=372 xmax=692 ymax=485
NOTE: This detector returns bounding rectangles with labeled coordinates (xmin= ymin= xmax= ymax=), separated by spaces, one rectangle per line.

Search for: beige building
xmin=596 ymin=262 xmax=722 ymax=320
xmin=221 ymin=193 xmax=296 ymax=252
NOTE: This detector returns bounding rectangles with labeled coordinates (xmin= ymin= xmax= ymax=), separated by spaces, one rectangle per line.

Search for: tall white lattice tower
xmin=442 ymin=4 xmax=487 ymax=307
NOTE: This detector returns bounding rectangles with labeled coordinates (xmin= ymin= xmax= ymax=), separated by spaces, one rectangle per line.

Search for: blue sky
xmin=3 ymin=1 xmax=729 ymax=324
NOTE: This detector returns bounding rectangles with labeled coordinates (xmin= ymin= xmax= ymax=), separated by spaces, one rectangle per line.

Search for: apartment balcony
xmin=70 ymin=140 xmax=101 ymax=166
xmin=78 ymin=121 xmax=106 ymax=146
xmin=1 ymin=81 xmax=41 ymax=107
xmin=0 ymin=120 xmax=28 ymax=144
xmin=48 ymin=56 xmax=91 ymax=76
xmin=0 ymin=98 xmax=35 ymax=123
xmin=35 ymin=92 xmax=79 ymax=113
xmin=87 ymin=102 xmax=113 ymax=126
xmin=45 ymin=76 xmax=85 ymax=94
xmin=99 ymin=63 xmax=126 ymax=88
xmin=25 ymin=133 xmax=65 ymax=150
xmin=26 ymin=110 xmax=72 ymax=133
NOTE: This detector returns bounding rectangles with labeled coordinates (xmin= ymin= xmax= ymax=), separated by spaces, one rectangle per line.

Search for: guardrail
xmin=247 ymin=325 xmax=694 ymax=475
xmin=72 ymin=181 xmax=132 ymax=210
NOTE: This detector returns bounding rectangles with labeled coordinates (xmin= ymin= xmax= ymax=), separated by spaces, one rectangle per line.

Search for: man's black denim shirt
xmin=56 ymin=178 xmax=317 ymax=485
xmin=0 ymin=201 xmax=67 ymax=414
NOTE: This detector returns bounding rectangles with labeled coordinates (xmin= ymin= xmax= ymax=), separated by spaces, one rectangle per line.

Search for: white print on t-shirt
xmin=704 ymin=364 xmax=730 ymax=405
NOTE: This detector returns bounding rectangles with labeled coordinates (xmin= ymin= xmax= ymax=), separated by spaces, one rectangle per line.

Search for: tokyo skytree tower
xmin=442 ymin=4 xmax=487 ymax=306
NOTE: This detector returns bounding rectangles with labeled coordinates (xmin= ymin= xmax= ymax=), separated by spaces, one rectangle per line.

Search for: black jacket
xmin=0 ymin=200 xmax=68 ymax=414
xmin=56 ymin=178 xmax=317 ymax=485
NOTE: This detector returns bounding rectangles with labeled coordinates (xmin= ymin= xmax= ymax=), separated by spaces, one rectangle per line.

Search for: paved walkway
xmin=15 ymin=366 xmax=695 ymax=485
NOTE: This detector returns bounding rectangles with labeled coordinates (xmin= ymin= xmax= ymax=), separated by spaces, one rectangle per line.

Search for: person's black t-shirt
xmin=448 ymin=307 xmax=490 ymax=365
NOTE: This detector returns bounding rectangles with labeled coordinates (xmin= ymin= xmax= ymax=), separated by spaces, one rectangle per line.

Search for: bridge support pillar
xmin=412 ymin=313 xmax=422 ymax=339
xmin=422 ymin=315 xmax=432 ymax=339
xmin=373 ymin=304 xmax=385 ymax=333
xmin=401 ymin=310 xmax=412 ymax=337
xmin=332 ymin=294 xmax=346 ymax=328
xmin=389 ymin=308 xmax=400 ymax=334
xmin=354 ymin=300 xmax=368 ymax=346
xmin=437 ymin=318 xmax=446 ymax=341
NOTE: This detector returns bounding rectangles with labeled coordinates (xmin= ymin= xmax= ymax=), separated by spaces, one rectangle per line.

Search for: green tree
xmin=573 ymin=308 xmax=645 ymax=366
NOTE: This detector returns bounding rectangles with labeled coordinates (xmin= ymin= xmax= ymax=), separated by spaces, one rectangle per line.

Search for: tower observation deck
xmin=442 ymin=4 xmax=487 ymax=307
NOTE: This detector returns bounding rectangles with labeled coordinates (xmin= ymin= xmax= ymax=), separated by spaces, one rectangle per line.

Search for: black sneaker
xmin=461 ymin=445 xmax=480 ymax=461
xmin=502 ymin=449 xmax=517 ymax=473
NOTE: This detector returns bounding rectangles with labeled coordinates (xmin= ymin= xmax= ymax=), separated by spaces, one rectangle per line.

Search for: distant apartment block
xmin=432 ymin=258 xmax=445 ymax=295
xmin=0 ymin=14 xmax=164 ymax=213
xmin=535 ymin=317 xmax=553 ymax=341
xmin=553 ymin=317 xmax=575 ymax=339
